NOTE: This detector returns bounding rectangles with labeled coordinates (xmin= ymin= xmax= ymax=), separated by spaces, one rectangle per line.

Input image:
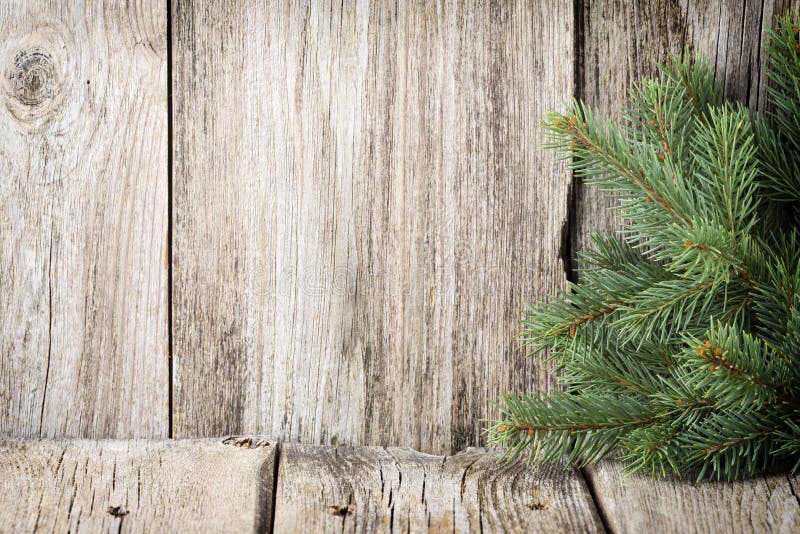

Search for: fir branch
xmin=489 ymin=13 xmax=800 ymax=481
xmin=681 ymin=324 xmax=794 ymax=410
xmin=547 ymin=107 xmax=689 ymax=224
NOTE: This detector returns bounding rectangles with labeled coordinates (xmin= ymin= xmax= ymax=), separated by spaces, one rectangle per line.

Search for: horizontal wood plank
xmin=588 ymin=462 xmax=800 ymax=534
xmin=273 ymin=444 xmax=603 ymax=533
xmin=4 ymin=439 xmax=800 ymax=533
xmin=0 ymin=437 xmax=276 ymax=533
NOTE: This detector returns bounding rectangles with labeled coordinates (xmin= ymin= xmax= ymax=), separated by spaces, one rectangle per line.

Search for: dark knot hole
xmin=9 ymin=49 xmax=56 ymax=107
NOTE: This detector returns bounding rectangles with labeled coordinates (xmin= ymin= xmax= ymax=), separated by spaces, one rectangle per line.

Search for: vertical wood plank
xmin=573 ymin=0 xmax=797 ymax=253
xmin=273 ymin=444 xmax=603 ymax=533
xmin=0 ymin=1 xmax=168 ymax=437
xmin=0 ymin=437 xmax=276 ymax=532
xmin=173 ymin=0 xmax=573 ymax=452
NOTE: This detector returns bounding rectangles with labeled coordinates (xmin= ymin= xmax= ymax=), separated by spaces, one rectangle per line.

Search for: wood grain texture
xmin=273 ymin=444 xmax=603 ymax=533
xmin=0 ymin=1 xmax=168 ymax=437
xmin=0 ymin=437 xmax=276 ymax=533
xmin=588 ymin=462 xmax=800 ymax=534
xmin=173 ymin=0 xmax=573 ymax=452
xmin=572 ymin=0 xmax=798 ymax=254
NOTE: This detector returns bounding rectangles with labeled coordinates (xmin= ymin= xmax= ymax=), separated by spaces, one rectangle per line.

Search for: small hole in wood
xmin=107 ymin=505 xmax=129 ymax=517
xmin=328 ymin=505 xmax=352 ymax=517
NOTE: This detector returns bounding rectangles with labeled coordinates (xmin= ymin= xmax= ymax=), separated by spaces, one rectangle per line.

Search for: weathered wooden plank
xmin=588 ymin=462 xmax=800 ymax=534
xmin=573 ymin=0 xmax=797 ymax=254
xmin=0 ymin=1 xmax=168 ymax=437
xmin=173 ymin=0 xmax=573 ymax=452
xmin=273 ymin=444 xmax=603 ymax=533
xmin=0 ymin=437 xmax=276 ymax=533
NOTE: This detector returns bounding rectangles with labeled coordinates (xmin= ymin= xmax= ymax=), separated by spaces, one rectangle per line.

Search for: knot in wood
xmin=8 ymin=48 xmax=56 ymax=107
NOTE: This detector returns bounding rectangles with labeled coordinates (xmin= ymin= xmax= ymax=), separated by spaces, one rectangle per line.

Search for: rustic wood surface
xmin=2 ymin=2 xmax=800 ymax=531
xmin=3 ymin=439 xmax=798 ymax=534
xmin=273 ymin=444 xmax=602 ymax=533
xmin=587 ymin=462 xmax=800 ymax=534
xmin=0 ymin=1 xmax=168 ymax=437
xmin=172 ymin=0 xmax=573 ymax=453
xmin=0 ymin=437 xmax=276 ymax=533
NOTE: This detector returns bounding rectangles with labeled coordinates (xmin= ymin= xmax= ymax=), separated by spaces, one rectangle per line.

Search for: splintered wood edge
xmin=272 ymin=444 xmax=604 ymax=533
xmin=0 ymin=437 xmax=277 ymax=533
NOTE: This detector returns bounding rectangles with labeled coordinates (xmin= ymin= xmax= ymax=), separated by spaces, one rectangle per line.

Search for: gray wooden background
xmin=1 ymin=0 xmax=796 ymax=455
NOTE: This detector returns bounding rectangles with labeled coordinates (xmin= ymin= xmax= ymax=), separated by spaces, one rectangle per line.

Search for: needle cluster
xmin=487 ymin=16 xmax=800 ymax=481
